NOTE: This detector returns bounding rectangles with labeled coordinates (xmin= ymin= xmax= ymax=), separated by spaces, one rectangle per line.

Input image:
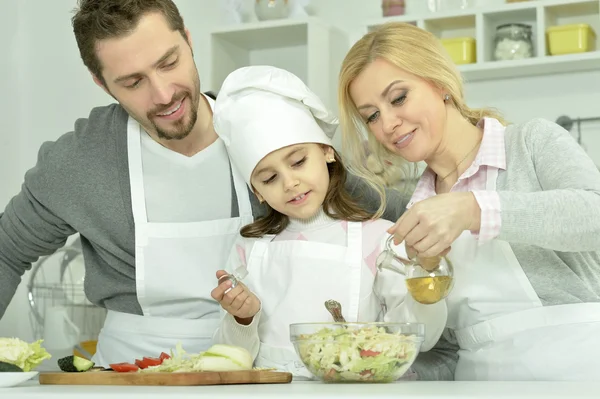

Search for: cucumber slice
xmin=0 ymin=361 xmax=23 ymax=372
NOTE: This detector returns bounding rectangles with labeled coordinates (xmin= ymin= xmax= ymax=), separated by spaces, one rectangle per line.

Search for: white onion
xmin=194 ymin=344 xmax=253 ymax=371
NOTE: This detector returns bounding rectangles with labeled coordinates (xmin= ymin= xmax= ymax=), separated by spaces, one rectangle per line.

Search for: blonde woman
xmin=338 ymin=22 xmax=600 ymax=381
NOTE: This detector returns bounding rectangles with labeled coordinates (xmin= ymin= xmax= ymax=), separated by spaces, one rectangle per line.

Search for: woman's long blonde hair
xmin=338 ymin=22 xmax=505 ymax=217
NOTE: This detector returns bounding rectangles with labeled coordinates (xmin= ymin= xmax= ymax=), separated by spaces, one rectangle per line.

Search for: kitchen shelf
xmin=481 ymin=6 xmax=540 ymax=61
xmin=364 ymin=0 xmax=600 ymax=82
xmin=423 ymin=14 xmax=477 ymax=40
xmin=209 ymin=17 xmax=348 ymax=110
xmin=458 ymin=50 xmax=600 ymax=80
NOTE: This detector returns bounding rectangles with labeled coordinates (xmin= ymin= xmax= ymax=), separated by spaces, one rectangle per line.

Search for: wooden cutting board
xmin=39 ymin=370 xmax=293 ymax=386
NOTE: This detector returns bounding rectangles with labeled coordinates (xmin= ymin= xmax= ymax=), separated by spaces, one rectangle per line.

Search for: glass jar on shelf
xmin=425 ymin=0 xmax=474 ymax=12
xmin=382 ymin=0 xmax=405 ymax=16
xmin=493 ymin=23 xmax=534 ymax=61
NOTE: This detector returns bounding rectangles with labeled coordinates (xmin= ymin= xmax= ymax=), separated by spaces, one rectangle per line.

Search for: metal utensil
xmin=73 ymin=344 xmax=93 ymax=360
xmin=218 ymin=266 xmax=249 ymax=293
xmin=324 ymin=300 xmax=346 ymax=323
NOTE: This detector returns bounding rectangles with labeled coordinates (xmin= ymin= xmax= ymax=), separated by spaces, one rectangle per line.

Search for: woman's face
xmin=349 ymin=58 xmax=447 ymax=163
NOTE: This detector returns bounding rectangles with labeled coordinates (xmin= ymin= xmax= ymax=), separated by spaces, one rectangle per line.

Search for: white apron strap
xmin=126 ymin=116 xmax=148 ymax=227
xmin=246 ymin=234 xmax=277 ymax=267
xmin=345 ymin=222 xmax=362 ymax=323
xmin=126 ymin=117 xmax=150 ymax=310
xmin=485 ymin=166 xmax=541 ymax=305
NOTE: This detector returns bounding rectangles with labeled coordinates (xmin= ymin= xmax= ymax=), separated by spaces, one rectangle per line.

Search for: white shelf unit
xmin=209 ymin=17 xmax=348 ymax=111
xmin=364 ymin=0 xmax=600 ymax=82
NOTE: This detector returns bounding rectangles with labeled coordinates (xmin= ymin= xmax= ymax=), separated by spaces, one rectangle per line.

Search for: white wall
xmin=0 ymin=0 xmax=29 ymax=341
xmin=0 ymin=0 xmax=25 ymax=209
xmin=2 ymin=0 xmax=600 ymax=339
xmin=466 ymin=72 xmax=600 ymax=166
xmin=0 ymin=0 xmax=115 ymax=341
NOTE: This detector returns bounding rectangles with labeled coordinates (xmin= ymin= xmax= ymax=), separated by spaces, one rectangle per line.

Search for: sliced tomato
xmin=324 ymin=368 xmax=337 ymax=381
xmin=109 ymin=362 xmax=139 ymax=372
xmin=134 ymin=357 xmax=163 ymax=369
xmin=360 ymin=349 xmax=381 ymax=357
xmin=142 ymin=357 xmax=163 ymax=367
xmin=159 ymin=352 xmax=171 ymax=361
xmin=360 ymin=369 xmax=374 ymax=377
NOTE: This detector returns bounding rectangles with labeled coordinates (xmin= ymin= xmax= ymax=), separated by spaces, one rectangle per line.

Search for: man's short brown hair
xmin=72 ymin=0 xmax=187 ymax=86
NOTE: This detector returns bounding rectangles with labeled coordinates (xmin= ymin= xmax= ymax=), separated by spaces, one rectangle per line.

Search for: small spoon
xmin=324 ymin=299 xmax=347 ymax=323
xmin=218 ymin=266 xmax=249 ymax=293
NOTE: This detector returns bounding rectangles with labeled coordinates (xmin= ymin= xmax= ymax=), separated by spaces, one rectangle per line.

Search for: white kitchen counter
xmin=4 ymin=379 xmax=600 ymax=399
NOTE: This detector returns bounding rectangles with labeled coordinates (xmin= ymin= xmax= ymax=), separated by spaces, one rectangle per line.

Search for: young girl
xmin=210 ymin=65 xmax=447 ymax=380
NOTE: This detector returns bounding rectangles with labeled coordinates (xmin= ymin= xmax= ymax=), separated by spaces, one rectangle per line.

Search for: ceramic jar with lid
xmin=493 ymin=23 xmax=534 ymax=61
xmin=382 ymin=0 xmax=405 ymax=16
xmin=255 ymin=0 xmax=289 ymax=21
xmin=426 ymin=0 xmax=474 ymax=12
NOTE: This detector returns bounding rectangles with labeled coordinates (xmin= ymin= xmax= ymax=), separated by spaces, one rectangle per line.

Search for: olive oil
xmin=405 ymin=276 xmax=453 ymax=304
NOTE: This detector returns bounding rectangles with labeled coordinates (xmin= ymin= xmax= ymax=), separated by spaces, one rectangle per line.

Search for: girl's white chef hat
xmin=213 ymin=65 xmax=338 ymax=185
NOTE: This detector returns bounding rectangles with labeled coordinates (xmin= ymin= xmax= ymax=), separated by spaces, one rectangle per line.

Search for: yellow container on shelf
xmin=546 ymin=24 xmax=596 ymax=55
xmin=441 ymin=37 xmax=477 ymax=65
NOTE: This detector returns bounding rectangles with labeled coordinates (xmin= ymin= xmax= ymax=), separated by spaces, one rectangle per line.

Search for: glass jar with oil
xmin=376 ymin=236 xmax=454 ymax=304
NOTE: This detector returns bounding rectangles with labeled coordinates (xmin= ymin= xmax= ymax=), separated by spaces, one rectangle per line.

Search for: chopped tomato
xmin=360 ymin=369 xmax=374 ymax=377
xmin=110 ymin=351 xmax=168 ymax=372
xmin=324 ymin=368 xmax=337 ymax=381
xmin=134 ymin=356 xmax=164 ymax=369
xmin=109 ymin=362 xmax=139 ymax=372
xmin=360 ymin=349 xmax=381 ymax=357
xmin=142 ymin=357 xmax=163 ymax=367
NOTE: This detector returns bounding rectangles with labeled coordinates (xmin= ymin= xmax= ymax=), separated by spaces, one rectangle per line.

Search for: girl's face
xmin=250 ymin=143 xmax=334 ymax=220
xmin=349 ymin=58 xmax=448 ymax=163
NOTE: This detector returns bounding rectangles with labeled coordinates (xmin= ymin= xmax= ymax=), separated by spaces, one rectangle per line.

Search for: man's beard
xmin=148 ymin=71 xmax=201 ymax=141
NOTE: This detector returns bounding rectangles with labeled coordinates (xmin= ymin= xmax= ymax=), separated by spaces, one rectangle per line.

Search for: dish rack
xmin=27 ymin=237 xmax=106 ymax=357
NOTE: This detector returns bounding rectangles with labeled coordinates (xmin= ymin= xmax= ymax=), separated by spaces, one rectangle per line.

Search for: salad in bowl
xmin=289 ymin=323 xmax=424 ymax=383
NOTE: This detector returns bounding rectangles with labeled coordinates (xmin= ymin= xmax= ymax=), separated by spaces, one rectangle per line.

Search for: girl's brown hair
xmin=240 ymin=148 xmax=374 ymax=238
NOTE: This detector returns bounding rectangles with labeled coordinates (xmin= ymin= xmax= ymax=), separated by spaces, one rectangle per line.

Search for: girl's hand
xmin=211 ymin=270 xmax=261 ymax=325
xmin=389 ymin=192 xmax=481 ymax=257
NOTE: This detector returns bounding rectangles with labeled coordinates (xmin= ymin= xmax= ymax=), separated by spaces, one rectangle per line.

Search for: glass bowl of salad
xmin=289 ymin=323 xmax=424 ymax=383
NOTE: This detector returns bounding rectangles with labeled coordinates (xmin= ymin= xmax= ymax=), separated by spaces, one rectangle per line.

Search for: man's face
xmin=95 ymin=12 xmax=200 ymax=140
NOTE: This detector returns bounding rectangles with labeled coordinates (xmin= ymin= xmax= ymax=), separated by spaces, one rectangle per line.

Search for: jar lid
xmin=496 ymin=23 xmax=532 ymax=30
